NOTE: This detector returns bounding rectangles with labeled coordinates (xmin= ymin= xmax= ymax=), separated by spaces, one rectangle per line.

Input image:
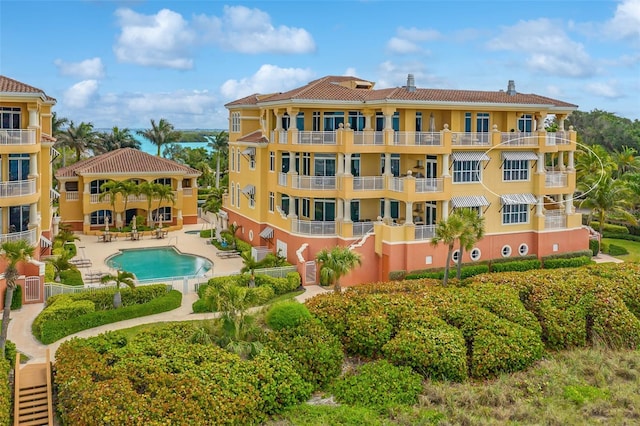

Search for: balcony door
xmin=9 ymin=154 xmax=29 ymax=181
xmin=426 ymin=155 xmax=437 ymax=179
xmin=315 ymin=154 xmax=336 ymax=177
xmin=9 ymin=205 xmax=29 ymax=232
xmin=314 ymin=199 xmax=335 ymax=221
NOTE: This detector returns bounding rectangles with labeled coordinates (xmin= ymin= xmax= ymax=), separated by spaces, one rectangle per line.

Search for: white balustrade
xmin=292 ymin=175 xmax=336 ymax=190
xmin=0 ymin=179 xmax=36 ymax=197
xmin=291 ymin=219 xmax=336 ymax=235
xmin=353 ymin=176 xmax=384 ymax=191
xmin=0 ymin=129 xmax=36 ymax=145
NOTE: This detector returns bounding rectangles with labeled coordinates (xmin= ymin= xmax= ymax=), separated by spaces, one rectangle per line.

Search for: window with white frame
xmin=152 ymin=207 xmax=172 ymax=222
xmin=302 ymin=198 xmax=310 ymax=218
xmin=519 ymin=243 xmax=529 ymax=256
xmin=236 ymin=185 xmax=241 ymax=208
xmin=470 ymin=248 xmax=481 ymax=261
xmin=154 ymin=177 xmax=171 ymax=187
xmin=248 ymin=193 xmax=255 ymax=208
xmin=269 ymin=151 xmax=275 ymax=172
xmin=231 ymin=183 xmax=235 ymax=206
xmin=231 ymin=112 xmax=240 ymax=133
xmin=1 ymin=107 xmax=21 ymax=129
xmin=269 ymin=192 xmax=274 ymax=212
xmin=379 ymin=199 xmax=400 ymax=219
xmin=503 ymin=160 xmax=529 ymax=181
xmin=502 ymin=245 xmax=512 ymax=257
xmin=312 ymin=111 xmax=321 ymax=131
xmin=453 ymin=160 xmax=481 ymax=183
xmin=249 ymin=153 xmax=256 ymax=169
xmin=518 ymin=114 xmax=533 ymax=133
xmin=90 ymin=179 xmax=109 ymax=194
xmin=502 ymin=204 xmax=529 ymax=224
xmin=91 ymin=210 xmax=112 ymax=225
xmin=282 ymin=113 xmax=290 ymax=131
xmin=281 ymin=194 xmax=290 ymax=214
xmin=236 ymin=148 xmax=241 ymax=172
xmin=452 ymin=249 xmax=461 ymax=264
xmin=230 ymin=149 xmax=235 ymax=172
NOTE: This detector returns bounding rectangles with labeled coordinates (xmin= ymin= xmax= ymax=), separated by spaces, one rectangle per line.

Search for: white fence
xmin=255 ymin=265 xmax=297 ymax=278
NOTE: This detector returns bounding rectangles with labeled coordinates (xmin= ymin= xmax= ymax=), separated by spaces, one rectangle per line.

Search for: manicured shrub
xmin=265 ymin=301 xmax=312 ymax=330
xmin=266 ymin=319 xmax=344 ymax=390
xmin=382 ymin=325 xmax=467 ymax=382
xmin=542 ymin=250 xmax=594 ymax=261
xmin=405 ymin=264 xmax=488 ymax=280
xmin=0 ymin=359 xmax=10 ymax=426
xmin=602 ymin=232 xmax=640 ymax=242
xmin=9 ymin=284 xmax=22 ymax=310
xmin=344 ymin=313 xmax=393 ymax=358
xmin=192 ymin=298 xmax=209 ymax=313
xmin=236 ymin=239 xmax=251 ymax=253
xmin=490 ymin=259 xmax=541 ymax=273
xmin=607 ymin=244 xmax=629 ymax=256
xmin=250 ymin=284 xmax=275 ymax=305
xmin=331 ymin=360 xmax=423 ymax=410
xmin=44 ymin=263 xmax=55 ymax=283
xmin=60 ymin=268 xmax=83 ymax=286
xmin=199 ymin=229 xmax=214 ymax=238
xmin=255 ymin=273 xmax=298 ymax=295
xmin=590 ymin=222 xmax=629 ymax=234
xmin=589 ymin=238 xmax=600 ymax=256
xmin=33 ymin=297 xmax=96 ymax=339
xmin=305 ymin=293 xmax=350 ymax=339
xmin=286 ymin=272 xmax=301 ymax=290
xmin=543 ymin=256 xmax=593 ymax=269
xmin=4 ymin=340 xmax=17 ymax=368
xmin=588 ymin=287 xmax=640 ymax=349
xmin=36 ymin=290 xmax=182 ymax=344
xmin=45 ymin=284 xmax=169 ymax=310
xmin=388 ymin=270 xmax=406 ymax=281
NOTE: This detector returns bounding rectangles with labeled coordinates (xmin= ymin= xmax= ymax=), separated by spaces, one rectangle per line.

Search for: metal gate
xmin=24 ymin=276 xmax=41 ymax=302
xmin=304 ymin=261 xmax=316 ymax=285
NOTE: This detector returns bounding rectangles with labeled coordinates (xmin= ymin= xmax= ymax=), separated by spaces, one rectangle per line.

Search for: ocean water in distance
xmin=97 ymin=129 xmax=215 ymax=155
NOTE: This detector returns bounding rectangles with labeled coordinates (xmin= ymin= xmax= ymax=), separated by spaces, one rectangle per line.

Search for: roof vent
xmin=406 ymin=74 xmax=416 ymax=92
xmin=507 ymin=80 xmax=516 ymax=96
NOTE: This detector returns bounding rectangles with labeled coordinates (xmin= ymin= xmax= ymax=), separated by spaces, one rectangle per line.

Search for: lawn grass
xmin=601 ymin=238 xmax=640 ymax=262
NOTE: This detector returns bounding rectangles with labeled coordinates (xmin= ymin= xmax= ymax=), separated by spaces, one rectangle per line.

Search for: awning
xmin=451 ymin=152 xmax=490 ymax=162
xmin=451 ymin=195 xmax=490 ymax=208
xmin=502 ymin=151 xmax=538 ymax=161
xmin=242 ymin=147 xmax=256 ymax=156
xmin=259 ymin=227 xmax=274 ymax=239
xmin=500 ymin=193 xmax=537 ymax=205
xmin=242 ymin=184 xmax=256 ymax=196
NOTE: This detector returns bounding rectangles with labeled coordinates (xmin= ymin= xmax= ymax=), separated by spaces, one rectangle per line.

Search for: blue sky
xmin=2 ymin=0 xmax=639 ymax=129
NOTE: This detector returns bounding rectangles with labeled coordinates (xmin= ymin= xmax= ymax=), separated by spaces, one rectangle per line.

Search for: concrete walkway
xmin=592 ymin=253 xmax=624 ymax=264
xmin=8 ymin=285 xmax=330 ymax=364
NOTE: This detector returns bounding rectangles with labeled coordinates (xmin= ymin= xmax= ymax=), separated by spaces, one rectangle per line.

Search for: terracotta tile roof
xmin=227 ymin=75 xmax=577 ymax=109
xmin=225 ymin=92 xmax=278 ymax=107
xmin=41 ymin=133 xmax=56 ymax=143
xmin=55 ymin=148 xmax=201 ymax=178
xmin=237 ymin=130 xmax=268 ymax=143
xmin=0 ymin=75 xmax=56 ymax=102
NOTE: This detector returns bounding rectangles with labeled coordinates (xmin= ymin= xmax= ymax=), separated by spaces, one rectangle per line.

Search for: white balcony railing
xmin=451 ymin=132 xmax=491 ymax=146
xmin=0 ymin=228 xmax=37 ymax=245
xmin=278 ymin=130 xmax=287 ymax=144
xmin=545 ymin=133 xmax=557 ymax=146
xmin=183 ymin=188 xmax=193 ymax=197
xmin=353 ymin=131 xmax=384 ymax=145
xmin=554 ymin=131 xmax=570 ymax=145
xmin=500 ymin=132 xmax=537 ymax=146
xmin=545 ymin=212 xmax=566 ymax=229
xmin=292 ymin=175 xmax=336 ymax=190
xmin=353 ymin=221 xmax=374 ymax=236
xmin=127 ymin=194 xmax=147 ymax=202
xmin=0 ymin=179 xmax=36 ymax=198
xmin=415 ymin=178 xmax=443 ymax=193
xmin=0 ymin=129 xmax=36 ymax=145
xmin=394 ymin=132 xmax=442 ymax=146
xmin=296 ymin=131 xmax=336 ymax=145
xmin=291 ymin=219 xmax=336 ymax=235
xmin=90 ymin=193 xmax=110 ymax=204
xmin=389 ymin=177 xmax=404 ymax=192
xmin=65 ymin=191 xmax=79 ymax=201
xmin=353 ymin=176 xmax=384 ymax=191
xmin=278 ymin=172 xmax=288 ymax=187
xmin=545 ymin=172 xmax=568 ymax=187
xmin=415 ymin=225 xmax=436 ymax=240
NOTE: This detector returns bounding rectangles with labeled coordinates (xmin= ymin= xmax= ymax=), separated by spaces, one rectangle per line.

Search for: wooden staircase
xmin=14 ymin=349 xmax=53 ymax=425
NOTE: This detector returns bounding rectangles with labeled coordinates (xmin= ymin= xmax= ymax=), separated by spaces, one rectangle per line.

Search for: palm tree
xmin=153 ymin=183 xmax=176 ymax=226
xmin=55 ymin=121 xmax=97 ymax=162
xmin=240 ymin=251 xmax=264 ymax=288
xmin=431 ymin=213 xmax=465 ymax=287
xmin=138 ymin=181 xmax=159 ymax=226
xmin=611 ymin=146 xmax=640 ymax=178
xmin=1 ymin=240 xmax=35 ymax=356
xmin=316 ymin=246 xmax=362 ymax=294
xmin=575 ymin=145 xmax=615 ymax=184
xmin=51 ymin=112 xmax=69 ymax=136
xmin=207 ymin=131 xmax=229 ymax=188
xmin=137 ymin=118 xmax=181 ymax=157
xmin=579 ymin=175 xmax=636 ymax=235
xmin=97 ymin=127 xmax=141 ymax=151
xmin=47 ymin=252 xmax=77 ymax=282
xmin=212 ymin=282 xmax=262 ymax=357
xmin=455 ymin=209 xmax=485 ymax=280
xmin=100 ymin=270 xmax=136 ymax=308
xmin=99 ymin=181 xmax=122 ymax=227
xmin=202 ymin=188 xmax=224 ymax=215
xmin=119 ymin=180 xmax=140 ymax=223
xmin=53 ymin=224 xmax=80 ymax=247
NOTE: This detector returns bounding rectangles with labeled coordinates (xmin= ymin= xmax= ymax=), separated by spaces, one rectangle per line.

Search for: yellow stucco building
xmin=56 ymin=148 xmax=201 ymax=234
xmin=224 ymin=74 xmax=588 ymax=285
xmin=0 ymin=75 xmax=57 ymax=305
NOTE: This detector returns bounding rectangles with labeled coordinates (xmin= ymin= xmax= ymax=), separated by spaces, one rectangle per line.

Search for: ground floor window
xmin=152 ymin=207 xmax=172 ymax=222
xmin=502 ymin=204 xmax=529 ymax=224
xmin=91 ymin=209 xmax=112 ymax=225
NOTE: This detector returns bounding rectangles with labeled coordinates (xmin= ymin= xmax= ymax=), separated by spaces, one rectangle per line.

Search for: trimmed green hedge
xmin=490 ymin=259 xmax=541 ymax=273
xmin=59 ymin=269 xmax=84 ymax=286
xmin=45 ymin=284 xmax=169 ymax=310
xmin=542 ymin=250 xmax=594 ymax=262
xmin=0 ymin=358 xmax=9 ymax=426
xmin=589 ymin=239 xmax=600 ymax=256
xmin=405 ymin=264 xmax=489 ymax=280
xmin=602 ymin=232 xmax=640 ymax=242
xmin=199 ymin=229 xmax=214 ymax=238
xmin=543 ymin=256 xmax=593 ymax=269
xmin=607 ymin=244 xmax=629 ymax=256
xmin=35 ymin=290 xmax=182 ymax=344
xmin=591 ymin=222 xmax=629 ymax=234
xmin=265 ymin=301 xmax=312 ymax=330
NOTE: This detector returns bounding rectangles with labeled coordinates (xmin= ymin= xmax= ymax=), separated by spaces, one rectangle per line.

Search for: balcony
xmin=415 ymin=224 xmax=436 ymax=240
xmin=0 ymin=129 xmax=36 ymax=145
xmin=127 ymin=194 xmax=148 ymax=202
xmin=353 ymin=131 xmax=384 ymax=146
xmin=65 ymin=191 xmax=79 ymax=201
xmin=292 ymin=176 xmax=336 ymax=190
xmin=183 ymin=188 xmax=193 ymax=197
xmin=90 ymin=193 xmax=110 ymax=204
xmin=451 ymin=132 xmax=490 ymax=146
xmin=278 ymin=172 xmax=288 ymax=187
xmin=0 ymin=228 xmax=37 ymax=245
xmin=291 ymin=219 xmax=336 ymax=235
xmin=0 ymin=179 xmax=36 ymax=198
xmin=545 ymin=211 xmax=567 ymax=229
xmin=546 ymin=131 xmax=571 ymax=146
xmin=296 ymin=131 xmax=336 ymax=145
xmin=353 ymin=176 xmax=384 ymax=191
xmin=500 ymin=132 xmax=537 ymax=146
xmin=415 ymin=178 xmax=443 ymax=193
xmin=545 ymin=172 xmax=568 ymax=187
xmin=389 ymin=177 xmax=404 ymax=192
xmin=393 ymin=132 xmax=442 ymax=146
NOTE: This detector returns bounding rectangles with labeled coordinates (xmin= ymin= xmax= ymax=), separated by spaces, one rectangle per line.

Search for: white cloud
xmin=584 ymin=81 xmax=622 ymax=99
xmin=344 ymin=67 xmax=358 ymax=77
xmin=114 ymin=8 xmax=196 ymax=69
xmin=194 ymin=5 xmax=316 ymax=54
xmin=54 ymin=57 xmax=105 ymax=79
xmin=605 ymin=0 xmax=640 ymax=42
xmin=376 ymin=61 xmax=446 ymax=89
xmin=63 ymin=80 xmax=99 ymax=108
xmin=488 ymin=18 xmax=594 ymax=77
xmin=386 ymin=26 xmax=439 ymax=55
xmin=220 ymin=64 xmax=314 ymax=100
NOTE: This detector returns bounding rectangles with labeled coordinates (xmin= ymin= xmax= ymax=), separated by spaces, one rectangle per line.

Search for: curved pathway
xmin=8 ymin=285 xmax=330 ymax=364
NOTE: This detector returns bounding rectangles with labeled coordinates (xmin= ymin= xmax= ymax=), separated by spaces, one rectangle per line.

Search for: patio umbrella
xmin=131 ymin=215 xmax=137 ymax=232
xmin=429 ymin=113 xmax=436 ymax=132
xmin=157 ymin=213 xmax=163 ymax=229
xmin=105 ymin=218 xmax=110 ymax=233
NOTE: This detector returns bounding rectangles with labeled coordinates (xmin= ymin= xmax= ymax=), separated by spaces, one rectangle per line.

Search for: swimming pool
xmin=106 ymin=247 xmax=212 ymax=280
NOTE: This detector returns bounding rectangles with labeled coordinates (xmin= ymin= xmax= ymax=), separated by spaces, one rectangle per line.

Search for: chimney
xmin=507 ymin=80 xmax=516 ymax=96
xmin=406 ymin=74 xmax=416 ymax=92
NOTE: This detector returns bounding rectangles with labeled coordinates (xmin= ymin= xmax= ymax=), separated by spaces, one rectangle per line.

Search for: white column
xmin=442 ymin=154 xmax=450 ymax=177
xmin=537 ymin=153 xmax=545 ymax=173
xmin=384 ymin=198 xmax=391 ymax=220
xmin=28 ymin=109 xmax=38 ymax=128
xmin=29 ymin=202 xmax=38 ymax=227
xmin=337 ymin=199 xmax=343 ymax=221
xmin=365 ymin=114 xmax=372 ymax=130
xmin=29 ymin=153 xmax=38 ymax=177
xmin=275 ymin=113 xmax=282 ymax=131
xmin=178 ymin=209 xmax=183 ymax=220
xmin=565 ymin=197 xmax=572 ymax=215
xmin=84 ymin=182 xmax=90 ymax=194
xmin=337 ymin=153 xmax=345 ymax=175
xmin=84 ymin=214 xmax=90 ymax=225
xmin=558 ymin=152 xmax=565 ymax=171
xmin=567 ymin=151 xmax=575 ymax=170
xmin=536 ymin=195 xmax=544 ymax=216
xmin=177 ymin=179 xmax=183 ymax=190
xmin=384 ymin=153 xmax=392 ymax=176
xmin=558 ymin=117 xmax=565 ymax=131
xmin=345 ymin=153 xmax=352 ymax=176
xmin=287 ymin=197 xmax=297 ymax=218
xmin=384 ymin=113 xmax=393 ymax=130
xmin=289 ymin=113 xmax=297 ymax=130
xmin=405 ymin=201 xmax=414 ymax=224
xmin=344 ymin=199 xmax=351 ymax=222
xmin=442 ymin=200 xmax=449 ymax=220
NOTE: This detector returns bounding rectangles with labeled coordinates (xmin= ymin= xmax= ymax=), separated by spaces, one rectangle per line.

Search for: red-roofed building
xmin=224 ymin=75 xmax=588 ymax=286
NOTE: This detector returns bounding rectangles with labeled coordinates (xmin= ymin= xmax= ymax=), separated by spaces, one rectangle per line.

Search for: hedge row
xmin=55 ymin=325 xmax=312 ymax=425
xmin=542 ymin=256 xmax=593 ymax=269
xmin=405 ymin=264 xmax=489 ymax=280
xmin=35 ymin=290 xmax=182 ymax=344
xmin=46 ymin=284 xmax=170 ymax=310
xmin=602 ymin=232 xmax=640 ymax=242
xmin=590 ymin=222 xmax=629 ymax=234
xmin=0 ymin=359 xmax=9 ymax=426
